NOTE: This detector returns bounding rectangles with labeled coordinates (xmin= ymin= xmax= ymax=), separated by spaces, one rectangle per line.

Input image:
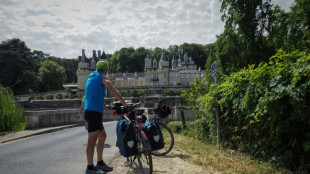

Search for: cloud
xmin=0 ymin=0 xmax=294 ymax=58
xmin=23 ymin=9 xmax=52 ymax=16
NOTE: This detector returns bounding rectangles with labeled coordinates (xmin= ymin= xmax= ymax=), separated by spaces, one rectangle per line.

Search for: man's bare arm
xmin=102 ymin=75 xmax=128 ymax=107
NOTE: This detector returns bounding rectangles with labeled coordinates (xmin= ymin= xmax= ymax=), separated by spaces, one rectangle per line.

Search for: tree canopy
xmin=38 ymin=60 xmax=67 ymax=91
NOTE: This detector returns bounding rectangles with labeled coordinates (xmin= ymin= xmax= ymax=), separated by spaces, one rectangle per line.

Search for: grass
xmin=172 ymin=133 xmax=291 ymax=174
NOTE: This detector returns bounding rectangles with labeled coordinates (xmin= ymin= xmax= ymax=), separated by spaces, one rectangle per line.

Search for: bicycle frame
xmin=122 ymin=107 xmax=153 ymax=174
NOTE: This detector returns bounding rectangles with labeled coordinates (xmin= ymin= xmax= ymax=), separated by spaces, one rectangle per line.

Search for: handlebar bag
xmin=116 ymin=120 xmax=138 ymax=157
xmin=144 ymin=121 xmax=164 ymax=151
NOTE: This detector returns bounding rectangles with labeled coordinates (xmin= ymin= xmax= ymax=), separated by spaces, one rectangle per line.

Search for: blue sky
xmin=0 ymin=0 xmax=294 ymax=58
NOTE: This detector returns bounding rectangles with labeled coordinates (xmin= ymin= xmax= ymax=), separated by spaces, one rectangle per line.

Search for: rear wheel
xmin=151 ymin=123 xmax=174 ymax=156
xmin=136 ymin=132 xmax=153 ymax=174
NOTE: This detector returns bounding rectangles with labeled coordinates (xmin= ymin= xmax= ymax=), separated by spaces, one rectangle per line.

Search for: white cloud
xmin=0 ymin=0 xmax=294 ymax=58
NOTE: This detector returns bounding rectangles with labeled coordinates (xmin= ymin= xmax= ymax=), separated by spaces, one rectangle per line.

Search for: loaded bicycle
xmin=116 ymin=104 xmax=153 ymax=174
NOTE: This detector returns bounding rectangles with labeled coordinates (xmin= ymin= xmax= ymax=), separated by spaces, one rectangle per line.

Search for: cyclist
xmin=83 ymin=60 xmax=128 ymax=174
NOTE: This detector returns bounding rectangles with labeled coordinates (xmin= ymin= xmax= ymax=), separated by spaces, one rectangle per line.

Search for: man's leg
xmin=87 ymin=130 xmax=100 ymax=165
xmin=96 ymin=128 xmax=113 ymax=171
xmin=97 ymin=128 xmax=107 ymax=161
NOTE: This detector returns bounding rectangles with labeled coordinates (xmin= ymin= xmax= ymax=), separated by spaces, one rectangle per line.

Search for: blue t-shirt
xmin=83 ymin=71 xmax=106 ymax=113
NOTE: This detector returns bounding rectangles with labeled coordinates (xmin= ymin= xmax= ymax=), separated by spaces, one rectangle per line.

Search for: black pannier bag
xmin=154 ymin=105 xmax=171 ymax=118
xmin=116 ymin=120 xmax=138 ymax=157
xmin=144 ymin=121 xmax=164 ymax=151
xmin=112 ymin=103 xmax=124 ymax=115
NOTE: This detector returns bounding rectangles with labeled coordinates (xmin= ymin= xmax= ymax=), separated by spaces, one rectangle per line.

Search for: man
xmin=83 ymin=60 xmax=128 ymax=174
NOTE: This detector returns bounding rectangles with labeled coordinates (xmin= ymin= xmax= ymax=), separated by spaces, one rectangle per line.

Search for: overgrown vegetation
xmin=180 ymin=1 xmax=310 ymax=172
xmin=182 ymin=50 xmax=310 ymax=172
xmin=168 ymin=122 xmax=291 ymax=174
xmin=0 ymin=85 xmax=24 ymax=132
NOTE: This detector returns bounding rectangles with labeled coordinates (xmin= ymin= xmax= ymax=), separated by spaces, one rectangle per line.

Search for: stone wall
xmin=20 ymin=96 xmax=195 ymax=129
xmin=24 ymin=109 xmax=114 ymax=129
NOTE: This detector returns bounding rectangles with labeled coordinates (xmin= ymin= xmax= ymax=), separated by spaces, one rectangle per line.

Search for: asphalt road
xmin=0 ymin=121 xmax=120 ymax=174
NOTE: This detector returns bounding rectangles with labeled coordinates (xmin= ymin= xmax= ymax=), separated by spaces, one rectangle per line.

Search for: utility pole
xmin=211 ymin=61 xmax=220 ymax=145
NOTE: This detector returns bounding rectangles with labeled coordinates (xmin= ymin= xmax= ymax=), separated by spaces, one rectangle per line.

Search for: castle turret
xmin=92 ymin=50 xmax=97 ymax=59
xmin=82 ymin=48 xmax=86 ymax=62
xmin=144 ymin=54 xmax=152 ymax=69
xmin=152 ymin=57 xmax=158 ymax=68
xmin=159 ymin=50 xmax=169 ymax=68
xmin=171 ymin=55 xmax=178 ymax=70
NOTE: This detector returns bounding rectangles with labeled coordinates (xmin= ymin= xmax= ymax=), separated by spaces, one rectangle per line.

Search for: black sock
xmin=97 ymin=160 xmax=104 ymax=165
xmin=87 ymin=164 xmax=94 ymax=170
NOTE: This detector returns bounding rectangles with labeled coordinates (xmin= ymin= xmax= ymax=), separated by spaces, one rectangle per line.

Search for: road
xmin=0 ymin=121 xmax=120 ymax=174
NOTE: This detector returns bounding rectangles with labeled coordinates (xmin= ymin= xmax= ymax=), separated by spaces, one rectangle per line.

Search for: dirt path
xmin=108 ymin=148 xmax=212 ymax=174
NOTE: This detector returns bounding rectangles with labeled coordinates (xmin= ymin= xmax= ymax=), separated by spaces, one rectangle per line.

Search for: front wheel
xmin=136 ymin=131 xmax=153 ymax=174
xmin=151 ymin=123 xmax=174 ymax=156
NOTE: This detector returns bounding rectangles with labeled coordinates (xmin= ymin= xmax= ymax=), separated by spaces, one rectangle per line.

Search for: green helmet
xmin=96 ymin=61 xmax=108 ymax=70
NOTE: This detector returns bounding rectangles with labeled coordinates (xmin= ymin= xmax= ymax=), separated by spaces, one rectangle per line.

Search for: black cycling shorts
xmin=84 ymin=110 xmax=103 ymax=133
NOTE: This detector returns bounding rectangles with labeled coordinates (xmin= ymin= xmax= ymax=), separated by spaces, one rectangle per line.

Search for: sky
xmin=0 ymin=0 xmax=294 ymax=58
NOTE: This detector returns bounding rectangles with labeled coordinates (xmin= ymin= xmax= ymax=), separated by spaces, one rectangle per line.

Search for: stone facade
xmin=76 ymin=48 xmax=204 ymax=93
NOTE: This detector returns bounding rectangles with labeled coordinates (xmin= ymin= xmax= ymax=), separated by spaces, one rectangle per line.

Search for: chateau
xmin=76 ymin=49 xmax=204 ymax=95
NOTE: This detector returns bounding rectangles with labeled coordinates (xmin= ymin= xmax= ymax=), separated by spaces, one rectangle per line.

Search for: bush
xmin=55 ymin=94 xmax=62 ymax=99
xmin=137 ymin=90 xmax=146 ymax=97
xmin=28 ymin=95 xmax=43 ymax=101
xmin=167 ymin=121 xmax=185 ymax=133
xmin=184 ymin=50 xmax=310 ymax=172
xmin=28 ymin=95 xmax=35 ymax=101
xmin=162 ymin=90 xmax=172 ymax=96
xmin=64 ymin=94 xmax=69 ymax=99
xmin=120 ymin=91 xmax=126 ymax=97
xmin=71 ymin=94 xmax=78 ymax=99
xmin=0 ymin=86 xmax=25 ymax=132
xmin=45 ymin=94 xmax=53 ymax=100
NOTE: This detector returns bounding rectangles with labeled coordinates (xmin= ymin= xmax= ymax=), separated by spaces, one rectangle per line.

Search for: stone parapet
xmin=24 ymin=109 xmax=114 ymax=130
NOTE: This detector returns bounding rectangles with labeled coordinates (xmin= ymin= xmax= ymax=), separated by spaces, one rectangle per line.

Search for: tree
xmin=180 ymin=43 xmax=208 ymax=70
xmin=0 ymin=85 xmax=24 ymax=131
xmin=219 ymin=0 xmax=273 ymax=71
xmin=286 ymin=0 xmax=310 ymax=51
xmin=0 ymin=38 xmax=35 ymax=94
xmin=38 ymin=60 xmax=67 ymax=91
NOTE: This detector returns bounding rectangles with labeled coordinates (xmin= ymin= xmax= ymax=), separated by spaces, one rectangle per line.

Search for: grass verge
xmin=172 ymin=131 xmax=291 ymax=174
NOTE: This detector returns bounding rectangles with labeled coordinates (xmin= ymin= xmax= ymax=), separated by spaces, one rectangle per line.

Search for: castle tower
xmin=159 ymin=50 xmax=169 ymax=68
xmin=152 ymin=57 xmax=158 ymax=68
xmin=144 ymin=54 xmax=152 ymax=69
xmin=171 ymin=55 xmax=178 ymax=70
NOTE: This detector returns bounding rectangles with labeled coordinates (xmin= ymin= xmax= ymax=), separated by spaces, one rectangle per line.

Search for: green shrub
xmin=183 ymin=50 xmax=310 ymax=172
xmin=129 ymin=90 xmax=135 ymax=97
xmin=28 ymin=95 xmax=35 ymax=101
xmin=64 ymin=94 xmax=69 ymax=99
xmin=120 ymin=91 xmax=126 ymax=97
xmin=45 ymin=94 xmax=53 ymax=100
xmin=35 ymin=95 xmax=43 ymax=100
xmin=167 ymin=121 xmax=185 ymax=133
xmin=55 ymin=94 xmax=62 ymax=99
xmin=137 ymin=90 xmax=146 ymax=97
xmin=71 ymin=94 xmax=78 ymax=99
xmin=163 ymin=90 xmax=172 ymax=96
xmin=0 ymin=86 xmax=25 ymax=132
